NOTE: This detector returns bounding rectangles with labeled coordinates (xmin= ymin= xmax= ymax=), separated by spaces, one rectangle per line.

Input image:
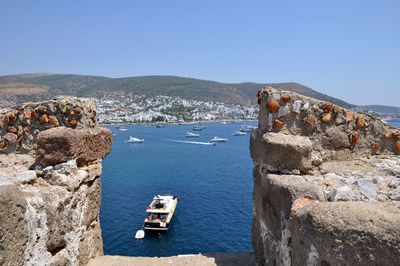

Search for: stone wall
xmin=251 ymin=87 xmax=400 ymax=265
xmin=0 ymin=97 xmax=112 ymax=265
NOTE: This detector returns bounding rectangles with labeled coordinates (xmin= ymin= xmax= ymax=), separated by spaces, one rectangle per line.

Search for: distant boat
xmin=193 ymin=125 xmax=207 ymax=131
xmin=156 ymin=124 xmax=165 ymax=128
xmin=144 ymin=195 xmax=178 ymax=231
xmin=233 ymin=131 xmax=247 ymax=136
xmin=210 ymin=136 xmax=228 ymax=142
xmin=185 ymin=132 xmax=200 ymax=137
xmin=127 ymin=136 xmax=144 ymax=143
xmin=239 ymin=126 xmax=252 ymax=132
xmin=119 ymin=128 xmax=128 ymax=131
xmin=221 ymin=121 xmax=229 ymax=125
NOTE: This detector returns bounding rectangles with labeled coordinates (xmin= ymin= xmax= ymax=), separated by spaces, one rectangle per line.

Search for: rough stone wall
xmin=0 ymin=97 xmax=112 ymax=265
xmin=251 ymin=87 xmax=400 ymax=265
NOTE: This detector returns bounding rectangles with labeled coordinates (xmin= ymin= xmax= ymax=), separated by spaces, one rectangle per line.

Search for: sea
xmin=100 ymin=121 xmax=257 ymax=257
xmin=99 ymin=120 xmax=400 ymax=257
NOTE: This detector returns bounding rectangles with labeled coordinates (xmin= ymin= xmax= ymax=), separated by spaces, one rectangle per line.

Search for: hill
xmin=0 ymin=73 xmax=399 ymax=116
xmin=0 ymin=73 xmax=356 ymax=108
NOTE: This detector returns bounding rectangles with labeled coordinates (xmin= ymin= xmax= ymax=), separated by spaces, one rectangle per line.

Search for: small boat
xmin=144 ymin=195 xmax=178 ymax=231
xmin=233 ymin=131 xmax=247 ymax=136
xmin=156 ymin=124 xmax=165 ymax=128
xmin=185 ymin=132 xmax=200 ymax=138
xmin=127 ymin=136 xmax=144 ymax=143
xmin=119 ymin=128 xmax=128 ymax=131
xmin=193 ymin=125 xmax=206 ymax=131
xmin=135 ymin=229 xmax=145 ymax=239
xmin=210 ymin=136 xmax=228 ymax=142
xmin=239 ymin=126 xmax=252 ymax=132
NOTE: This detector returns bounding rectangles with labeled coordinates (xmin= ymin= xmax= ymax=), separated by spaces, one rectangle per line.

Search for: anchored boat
xmin=144 ymin=195 xmax=178 ymax=231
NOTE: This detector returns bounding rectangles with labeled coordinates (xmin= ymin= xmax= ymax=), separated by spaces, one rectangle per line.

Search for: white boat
xmin=119 ymin=128 xmax=128 ymax=131
xmin=185 ymin=132 xmax=200 ymax=137
xmin=210 ymin=136 xmax=228 ymax=142
xmin=127 ymin=136 xmax=144 ymax=143
xmin=193 ymin=125 xmax=206 ymax=131
xmin=135 ymin=229 xmax=145 ymax=239
xmin=156 ymin=124 xmax=165 ymax=128
xmin=144 ymin=195 xmax=178 ymax=231
xmin=239 ymin=126 xmax=252 ymax=132
xmin=233 ymin=131 xmax=247 ymax=136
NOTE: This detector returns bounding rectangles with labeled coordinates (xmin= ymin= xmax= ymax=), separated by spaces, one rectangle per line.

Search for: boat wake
xmin=167 ymin=139 xmax=216 ymax=146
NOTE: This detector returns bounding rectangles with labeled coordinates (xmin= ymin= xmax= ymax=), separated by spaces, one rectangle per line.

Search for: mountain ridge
xmin=0 ymin=73 xmax=398 ymax=116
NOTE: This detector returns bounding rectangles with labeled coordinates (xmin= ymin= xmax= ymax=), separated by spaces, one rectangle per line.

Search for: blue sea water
xmin=99 ymin=122 xmax=256 ymax=257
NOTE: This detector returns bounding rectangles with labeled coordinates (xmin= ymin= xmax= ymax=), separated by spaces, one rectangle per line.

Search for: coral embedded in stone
xmin=273 ymin=119 xmax=283 ymax=129
xmin=374 ymin=144 xmax=380 ymax=150
xmin=24 ymin=126 xmax=31 ymax=133
xmin=17 ymin=135 xmax=23 ymax=143
xmin=346 ymin=112 xmax=353 ymax=122
xmin=25 ymin=111 xmax=32 ymax=119
xmin=282 ymin=94 xmax=290 ymax=103
xmin=304 ymin=114 xmax=316 ymax=126
xmin=352 ymin=134 xmax=359 ymax=144
xmin=17 ymin=125 xmax=23 ymax=133
xmin=42 ymin=114 xmax=49 ymax=123
xmin=49 ymin=116 xmax=58 ymax=125
xmin=0 ymin=141 xmax=5 ymax=149
xmin=322 ymin=113 xmax=331 ymax=123
xmin=333 ymin=105 xmax=340 ymax=114
xmin=356 ymin=117 xmax=365 ymax=128
xmin=9 ymin=127 xmax=17 ymax=133
xmin=324 ymin=103 xmax=333 ymax=113
xmin=68 ymin=120 xmax=77 ymax=127
xmin=267 ymin=99 xmax=279 ymax=113
xmin=31 ymin=110 xmax=39 ymax=120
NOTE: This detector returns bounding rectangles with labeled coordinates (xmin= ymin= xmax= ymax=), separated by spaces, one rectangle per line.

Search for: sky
xmin=0 ymin=0 xmax=399 ymax=106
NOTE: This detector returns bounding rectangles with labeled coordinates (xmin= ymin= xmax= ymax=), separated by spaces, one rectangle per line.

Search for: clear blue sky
xmin=1 ymin=0 xmax=399 ymax=106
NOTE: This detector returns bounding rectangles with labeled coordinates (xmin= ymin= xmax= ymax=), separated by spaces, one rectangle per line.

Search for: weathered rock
xmin=330 ymin=186 xmax=353 ymax=201
xmin=4 ymin=133 xmax=17 ymax=144
xmin=251 ymin=132 xmax=312 ymax=172
xmin=356 ymin=178 xmax=379 ymax=200
xmin=326 ymin=127 xmax=350 ymax=148
xmin=36 ymin=127 xmax=113 ymax=166
xmin=291 ymin=202 xmax=400 ymax=265
xmin=0 ymin=185 xmax=28 ymax=266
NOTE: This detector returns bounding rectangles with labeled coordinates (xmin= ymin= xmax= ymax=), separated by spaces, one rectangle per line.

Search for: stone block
xmin=36 ymin=127 xmax=112 ymax=166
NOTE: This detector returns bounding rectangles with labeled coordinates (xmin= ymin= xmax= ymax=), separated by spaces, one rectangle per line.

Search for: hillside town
xmin=94 ymin=95 xmax=257 ymax=124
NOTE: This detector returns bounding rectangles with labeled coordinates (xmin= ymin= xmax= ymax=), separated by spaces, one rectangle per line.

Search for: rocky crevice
xmin=251 ymin=87 xmax=400 ymax=265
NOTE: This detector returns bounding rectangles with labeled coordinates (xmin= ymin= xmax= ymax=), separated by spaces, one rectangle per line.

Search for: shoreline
xmin=100 ymin=118 xmax=258 ymax=127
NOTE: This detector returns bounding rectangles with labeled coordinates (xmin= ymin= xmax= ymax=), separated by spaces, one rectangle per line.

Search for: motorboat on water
xmin=156 ymin=124 xmax=165 ymax=128
xmin=239 ymin=126 xmax=252 ymax=132
xmin=193 ymin=125 xmax=206 ymax=131
xmin=210 ymin=136 xmax=228 ymax=142
xmin=233 ymin=131 xmax=247 ymax=136
xmin=185 ymin=132 xmax=200 ymax=137
xmin=144 ymin=195 xmax=178 ymax=231
xmin=119 ymin=128 xmax=128 ymax=131
xmin=127 ymin=136 xmax=144 ymax=143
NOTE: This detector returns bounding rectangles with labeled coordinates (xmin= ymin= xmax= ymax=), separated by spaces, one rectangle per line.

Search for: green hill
xmin=0 ymin=74 xmax=355 ymax=109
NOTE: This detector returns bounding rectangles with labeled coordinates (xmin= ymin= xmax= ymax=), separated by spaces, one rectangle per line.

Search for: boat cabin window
xmin=147 ymin=213 xmax=168 ymax=221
